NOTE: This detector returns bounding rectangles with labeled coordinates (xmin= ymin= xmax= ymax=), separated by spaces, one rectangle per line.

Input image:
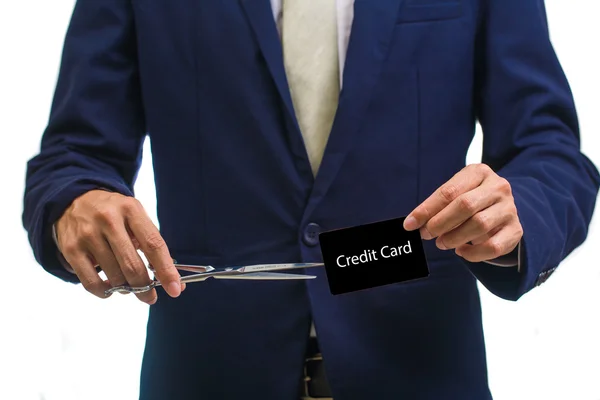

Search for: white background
xmin=0 ymin=1 xmax=599 ymax=399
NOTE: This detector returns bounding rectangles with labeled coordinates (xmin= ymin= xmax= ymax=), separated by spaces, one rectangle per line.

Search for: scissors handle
xmin=105 ymin=264 xmax=215 ymax=296
xmin=106 ymin=280 xmax=160 ymax=295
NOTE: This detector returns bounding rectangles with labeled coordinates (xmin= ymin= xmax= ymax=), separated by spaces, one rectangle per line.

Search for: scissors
xmin=105 ymin=262 xmax=324 ymax=296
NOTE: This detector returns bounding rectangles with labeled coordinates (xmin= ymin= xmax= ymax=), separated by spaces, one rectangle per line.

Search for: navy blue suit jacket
xmin=23 ymin=0 xmax=599 ymax=399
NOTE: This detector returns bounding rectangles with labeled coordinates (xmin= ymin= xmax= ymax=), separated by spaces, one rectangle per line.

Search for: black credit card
xmin=318 ymin=217 xmax=429 ymax=295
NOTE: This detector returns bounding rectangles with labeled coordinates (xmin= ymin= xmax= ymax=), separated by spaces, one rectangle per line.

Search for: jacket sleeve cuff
xmin=482 ymin=242 xmax=521 ymax=269
xmin=51 ymin=223 xmax=76 ymax=274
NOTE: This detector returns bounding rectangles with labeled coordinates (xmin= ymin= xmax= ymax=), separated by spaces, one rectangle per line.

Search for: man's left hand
xmin=403 ymin=164 xmax=523 ymax=264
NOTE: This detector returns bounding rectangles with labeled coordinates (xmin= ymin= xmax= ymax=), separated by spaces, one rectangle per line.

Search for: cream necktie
xmin=282 ymin=0 xmax=340 ymax=176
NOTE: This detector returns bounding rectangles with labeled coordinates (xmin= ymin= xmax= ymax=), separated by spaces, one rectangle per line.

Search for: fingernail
xmin=167 ymin=281 xmax=181 ymax=297
xmin=181 ymin=282 xmax=187 ymax=292
xmin=436 ymin=239 xmax=447 ymax=250
xmin=148 ymin=295 xmax=158 ymax=305
xmin=404 ymin=216 xmax=418 ymax=231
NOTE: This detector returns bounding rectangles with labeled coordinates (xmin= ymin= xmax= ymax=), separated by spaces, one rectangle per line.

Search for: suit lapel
xmin=304 ymin=0 xmax=407 ymax=215
xmin=239 ymin=0 xmax=311 ymax=167
xmin=240 ymin=0 xmax=407 ymax=208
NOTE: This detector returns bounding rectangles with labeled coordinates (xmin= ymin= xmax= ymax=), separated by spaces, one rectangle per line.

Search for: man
xmin=23 ymin=0 xmax=599 ymax=399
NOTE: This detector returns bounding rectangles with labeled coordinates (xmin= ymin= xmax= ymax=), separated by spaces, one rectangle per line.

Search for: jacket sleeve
xmin=22 ymin=0 xmax=146 ymax=284
xmin=466 ymin=0 xmax=600 ymax=300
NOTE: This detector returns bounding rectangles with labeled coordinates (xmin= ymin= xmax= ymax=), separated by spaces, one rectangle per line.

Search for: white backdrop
xmin=0 ymin=1 xmax=599 ymax=399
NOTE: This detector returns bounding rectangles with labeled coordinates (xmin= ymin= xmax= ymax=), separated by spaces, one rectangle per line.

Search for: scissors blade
xmin=177 ymin=262 xmax=324 ymax=283
xmin=236 ymin=262 xmax=324 ymax=273
xmin=213 ymin=272 xmax=316 ymax=280
xmin=173 ymin=264 xmax=216 ymax=273
xmin=148 ymin=263 xmax=215 ymax=274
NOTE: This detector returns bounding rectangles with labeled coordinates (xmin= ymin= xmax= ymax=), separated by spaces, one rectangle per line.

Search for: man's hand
xmin=403 ymin=164 xmax=523 ymax=264
xmin=55 ymin=190 xmax=183 ymax=304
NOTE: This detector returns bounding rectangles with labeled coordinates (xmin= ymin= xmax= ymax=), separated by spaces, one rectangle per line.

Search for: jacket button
xmin=535 ymin=268 xmax=556 ymax=287
xmin=303 ymin=223 xmax=321 ymax=246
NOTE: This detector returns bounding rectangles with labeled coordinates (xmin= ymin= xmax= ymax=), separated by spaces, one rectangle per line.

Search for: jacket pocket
xmin=397 ymin=1 xmax=463 ymax=23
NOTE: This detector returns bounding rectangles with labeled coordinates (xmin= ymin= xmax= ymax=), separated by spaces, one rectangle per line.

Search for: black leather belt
xmin=300 ymin=337 xmax=334 ymax=399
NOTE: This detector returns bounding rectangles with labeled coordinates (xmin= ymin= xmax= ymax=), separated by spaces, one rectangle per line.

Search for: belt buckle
xmin=302 ymin=353 xmax=334 ymax=400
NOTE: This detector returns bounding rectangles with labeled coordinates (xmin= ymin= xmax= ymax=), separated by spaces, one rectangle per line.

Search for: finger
xmin=421 ymin=182 xmax=501 ymax=241
xmin=63 ymin=249 xmax=112 ymax=298
xmin=435 ymin=202 xmax=510 ymax=250
xmin=454 ymin=224 xmax=522 ymax=263
xmin=124 ymin=201 xmax=181 ymax=298
xmin=83 ymin=235 xmax=127 ymax=286
xmin=104 ymin=223 xmax=158 ymax=305
xmin=404 ymin=164 xmax=492 ymax=232
xmin=469 ymin=225 xmax=503 ymax=246
xmin=129 ymin=233 xmax=141 ymax=250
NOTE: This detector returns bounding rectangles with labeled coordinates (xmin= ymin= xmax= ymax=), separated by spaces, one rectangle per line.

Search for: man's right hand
xmin=55 ymin=189 xmax=183 ymax=304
